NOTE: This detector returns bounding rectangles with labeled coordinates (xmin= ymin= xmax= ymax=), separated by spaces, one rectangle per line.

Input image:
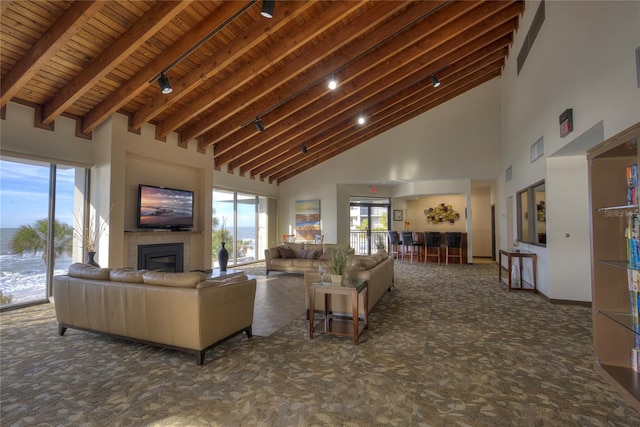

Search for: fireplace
xmin=138 ymin=243 xmax=184 ymax=272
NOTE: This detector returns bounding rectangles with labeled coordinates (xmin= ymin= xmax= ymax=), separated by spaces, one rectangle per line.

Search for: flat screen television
xmin=137 ymin=184 xmax=194 ymax=230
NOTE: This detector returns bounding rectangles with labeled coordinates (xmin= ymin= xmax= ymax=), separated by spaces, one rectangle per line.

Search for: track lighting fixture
xmin=431 ymin=74 xmax=441 ymax=88
xmin=261 ymin=0 xmax=275 ymax=18
xmin=254 ymin=117 xmax=265 ymax=132
xmin=300 ymin=145 xmax=307 ymax=154
xmin=357 ymin=115 xmax=366 ymax=125
xmin=328 ymin=75 xmax=338 ymax=90
xmin=157 ymin=73 xmax=173 ymax=94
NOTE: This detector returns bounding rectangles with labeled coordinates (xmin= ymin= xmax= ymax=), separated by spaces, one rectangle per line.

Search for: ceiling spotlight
xmin=357 ymin=115 xmax=366 ymax=125
xmin=261 ymin=0 xmax=275 ymax=18
xmin=157 ymin=73 xmax=172 ymax=94
xmin=254 ymin=117 xmax=265 ymax=132
xmin=431 ymin=74 xmax=441 ymax=88
xmin=328 ymin=75 xmax=338 ymax=90
xmin=300 ymin=145 xmax=307 ymax=154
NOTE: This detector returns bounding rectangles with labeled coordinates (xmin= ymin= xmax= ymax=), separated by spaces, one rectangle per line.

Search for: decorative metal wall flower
xmin=424 ymin=203 xmax=460 ymax=224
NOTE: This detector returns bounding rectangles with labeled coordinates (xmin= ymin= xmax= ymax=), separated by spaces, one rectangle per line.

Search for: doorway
xmin=349 ymin=197 xmax=390 ymax=255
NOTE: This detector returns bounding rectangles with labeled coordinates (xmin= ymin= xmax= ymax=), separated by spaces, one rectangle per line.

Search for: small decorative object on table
xmin=218 ymin=242 xmax=229 ymax=271
xmin=86 ymin=251 xmax=100 ymax=267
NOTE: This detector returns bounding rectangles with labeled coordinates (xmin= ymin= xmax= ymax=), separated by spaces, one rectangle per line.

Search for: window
xmin=517 ymin=181 xmax=546 ymax=246
xmin=212 ymin=190 xmax=267 ymax=268
xmin=1 ymin=158 xmax=88 ymax=309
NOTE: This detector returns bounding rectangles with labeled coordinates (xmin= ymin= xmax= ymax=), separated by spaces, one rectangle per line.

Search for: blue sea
xmin=0 ymin=228 xmax=72 ymax=305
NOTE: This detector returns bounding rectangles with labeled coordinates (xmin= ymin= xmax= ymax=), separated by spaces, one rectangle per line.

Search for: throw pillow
xmin=317 ymin=251 xmax=330 ymax=261
xmin=298 ymin=249 xmax=317 ymax=259
xmin=278 ymin=246 xmax=297 ymax=259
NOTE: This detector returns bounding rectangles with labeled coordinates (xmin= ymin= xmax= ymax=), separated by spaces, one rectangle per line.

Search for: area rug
xmin=1 ymin=262 xmax=639 ymax=426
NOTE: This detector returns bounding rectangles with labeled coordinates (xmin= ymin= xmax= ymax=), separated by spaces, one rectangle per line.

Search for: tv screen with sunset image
xmin=137 ymin=184 xmax=194 ymax=230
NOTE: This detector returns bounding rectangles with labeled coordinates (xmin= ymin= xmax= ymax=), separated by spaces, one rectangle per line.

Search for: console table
xmin=309 ymin=278 xmax=368 ymax=345
xmin=498 ymin=249 xmax=537 ymax=293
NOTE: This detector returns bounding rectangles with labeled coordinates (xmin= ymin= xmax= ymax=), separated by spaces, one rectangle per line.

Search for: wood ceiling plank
xmin=215 ymin=0 xmax=494 ymax=167
xmin=273 ymin=69 xmax=501 ymax=183
xmin=253 ymin=51 xmax=508 ymax=180
xmin=41 ymin=0 xmax=190 ymax=124
xmin=230 ymin=18 xmax=517 ymax=175
xmin=80 ymin=1 xmax=253 ymax=134
xmin=136 ymin=0 xmax=318 ymax=134
xmin=0 ymin=0 xmax=104 ymax=108
xmin=190 ymin=1 xmax=442 ymax=147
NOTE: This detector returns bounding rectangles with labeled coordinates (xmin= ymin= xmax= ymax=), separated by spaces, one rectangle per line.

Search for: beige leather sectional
xmin=53 ymin=263 xmax=256 ymax=365
xmin=304 ymin=250 xmax=395 ymax=316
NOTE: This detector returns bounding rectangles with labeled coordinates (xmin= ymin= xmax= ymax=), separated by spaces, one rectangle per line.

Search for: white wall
xmin=498 ymin=0 xmax=640 ymax=300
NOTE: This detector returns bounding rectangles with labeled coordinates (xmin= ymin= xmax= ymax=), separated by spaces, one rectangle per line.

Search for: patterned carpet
xmin=2 ymin=262 xmax=639 ymax=426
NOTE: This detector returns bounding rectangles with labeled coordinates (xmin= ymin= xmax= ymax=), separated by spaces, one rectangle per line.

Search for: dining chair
xmin=423 ymin=231 xmax=441 ymax=265
xmin=445 ymin=232 xmax=463 ymax=265
xmin=313 ymin=234 xmax=324 ymax=244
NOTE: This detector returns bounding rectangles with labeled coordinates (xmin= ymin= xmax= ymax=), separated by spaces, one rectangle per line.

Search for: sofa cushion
xmin=278 ymin=246 xmax=297 ymax=259
xmin=377 ymin=249 xmax=389 ymax=259
xmin=282 ymin=242 xmax=303 ymax=253
xmin=304 ymin=243 xmax=324 ymax=254
xmin=142 ymin=271 xmax=206 ymax=288
xmin=109 ymin=268 xmax=147 ymax=283
xmin=317 ymin=251 xmax=330 ymax=260
xmin=348 ymin=255 xmax=378 ymax=270
xmin=196 ymin=274 xmax=248 ymax=289
xmin=68 ymin=263 xmax=111 ymax=280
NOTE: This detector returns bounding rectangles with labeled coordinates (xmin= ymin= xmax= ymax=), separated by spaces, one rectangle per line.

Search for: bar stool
xmin=445 ymin=232 xmax=463 ymax=265
xmin=423 ymin=231 xmax=441 ymax=264
xmin=388 ymin=231 xmax=401 ymax=259
xmin=412 ymin=231 xmax=425 ymax=262
xmin=401 ymin=231 xmax=422 ymax=264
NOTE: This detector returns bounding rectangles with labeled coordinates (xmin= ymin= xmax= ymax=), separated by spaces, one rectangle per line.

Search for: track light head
xmin=254 ymin=117 xmax=265 ymax=132
xmin=261 ymin=0 xmax=275 ymax=18
xmin=328 ymin=76 xmax=338 ymax=90
xmin=431 ymin=74 xmax=441 ymax=88
xmin=158 ymin=73 xmax=173 ymax=94
xmin=300 ymin=145 xmax=307 ymax=154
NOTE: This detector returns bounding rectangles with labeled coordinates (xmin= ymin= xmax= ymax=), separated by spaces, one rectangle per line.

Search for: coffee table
xmin=308 ymin=278 xmax=368 ymax=345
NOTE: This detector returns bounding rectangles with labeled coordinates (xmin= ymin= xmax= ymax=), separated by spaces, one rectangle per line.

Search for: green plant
xmin=328 ymin=246 xmax=349 ymax=276
xmin=10 ymin=218 xmax=73 ymax=265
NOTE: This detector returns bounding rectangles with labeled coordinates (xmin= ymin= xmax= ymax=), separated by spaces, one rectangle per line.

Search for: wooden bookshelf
xmin=588 ymin=122 xmax=640 ymax=412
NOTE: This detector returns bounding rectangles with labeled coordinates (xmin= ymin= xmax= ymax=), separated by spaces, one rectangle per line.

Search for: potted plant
xmin=328 ymin=245 xmax=349 ymax=283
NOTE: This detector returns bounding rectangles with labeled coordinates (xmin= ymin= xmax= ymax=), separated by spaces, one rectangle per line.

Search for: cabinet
xmin=588 ymin=122 xmax=640 ymax=411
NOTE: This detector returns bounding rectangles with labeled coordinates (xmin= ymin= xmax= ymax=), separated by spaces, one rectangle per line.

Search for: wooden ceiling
xmin=1 ymin=0 xmax=524 ymax=184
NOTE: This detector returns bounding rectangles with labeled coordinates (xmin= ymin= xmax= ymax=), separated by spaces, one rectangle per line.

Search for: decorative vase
xmin=510 ymin=263 xmax=520 ymax=287
xmin=86 ymin=251 xmax=100 ymax=267
xmin=218 ymin=242 xmax=229 ymax=271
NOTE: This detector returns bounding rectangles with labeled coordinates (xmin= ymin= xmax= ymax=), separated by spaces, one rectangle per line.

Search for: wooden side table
xmin=498 ymin=249 xmax=537 ymax=293
xmin=309 ymin=278 xmax=368 ymax=344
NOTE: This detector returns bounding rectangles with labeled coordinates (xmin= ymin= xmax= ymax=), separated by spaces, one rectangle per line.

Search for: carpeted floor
xmin=1 ymin=261 xmax=639 ymax=426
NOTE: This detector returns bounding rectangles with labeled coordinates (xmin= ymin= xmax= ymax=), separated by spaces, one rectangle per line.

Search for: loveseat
xmin=53 ymin=263 xmax=256 ymax=365
xmin=264 ymin=242 xmax=353 ymax=275
xmin=304 ymin=249 xmax=394 ymax=317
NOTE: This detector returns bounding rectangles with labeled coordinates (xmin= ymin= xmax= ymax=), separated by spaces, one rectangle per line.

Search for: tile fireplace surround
xmin=125 ymin=231 xmax=192 ymax=272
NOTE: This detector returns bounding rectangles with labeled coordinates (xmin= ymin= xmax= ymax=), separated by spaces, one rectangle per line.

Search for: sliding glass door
xmin=0 ymin=158 xmax=86 ymax=309
xmin=212 ymin=189 xmax=267 ymax=268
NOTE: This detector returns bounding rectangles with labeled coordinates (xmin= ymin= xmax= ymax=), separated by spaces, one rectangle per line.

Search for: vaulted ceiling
xmin=1 ymin=0 xmax=524 ymax=184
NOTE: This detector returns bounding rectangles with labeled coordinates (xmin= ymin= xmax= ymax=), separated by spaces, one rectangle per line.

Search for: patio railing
xmin=349 ymin=230 xmax=389 ymax=255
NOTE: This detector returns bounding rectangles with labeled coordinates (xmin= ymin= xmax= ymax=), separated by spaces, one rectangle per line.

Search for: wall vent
xmin=517 ymin=0 xmax=545 ymax=75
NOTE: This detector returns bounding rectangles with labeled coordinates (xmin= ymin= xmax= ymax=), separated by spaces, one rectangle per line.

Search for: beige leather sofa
xmin=264 ymin=242 xmax=353 ymax=275
xmin=304 ymin=250 xmax=394 ymax=317
xmin=53 ymin=263 xmax=256 ymax=365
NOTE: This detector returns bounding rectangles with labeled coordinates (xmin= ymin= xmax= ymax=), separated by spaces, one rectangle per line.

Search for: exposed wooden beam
xmin=0 ymin=0 xmax=104 ymax=108
xmin=190 ymin=1 xmax=444 ymax=147
xmin=154 ymin=0 xmax=368 ymax=139
xmin=216 ymin=1 xmax=513 ymax=168
xmin=40 ymin=1 xmax=190 ymax=124
xmin=132 ymin=0 xmax=316 ymax=134
xmin=80 ymin=1 xmax=252 ymax=134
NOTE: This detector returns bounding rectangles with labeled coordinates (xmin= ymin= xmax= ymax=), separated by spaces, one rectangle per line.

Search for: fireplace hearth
xmin=138 ymin=243 xmax=184 ymax=272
